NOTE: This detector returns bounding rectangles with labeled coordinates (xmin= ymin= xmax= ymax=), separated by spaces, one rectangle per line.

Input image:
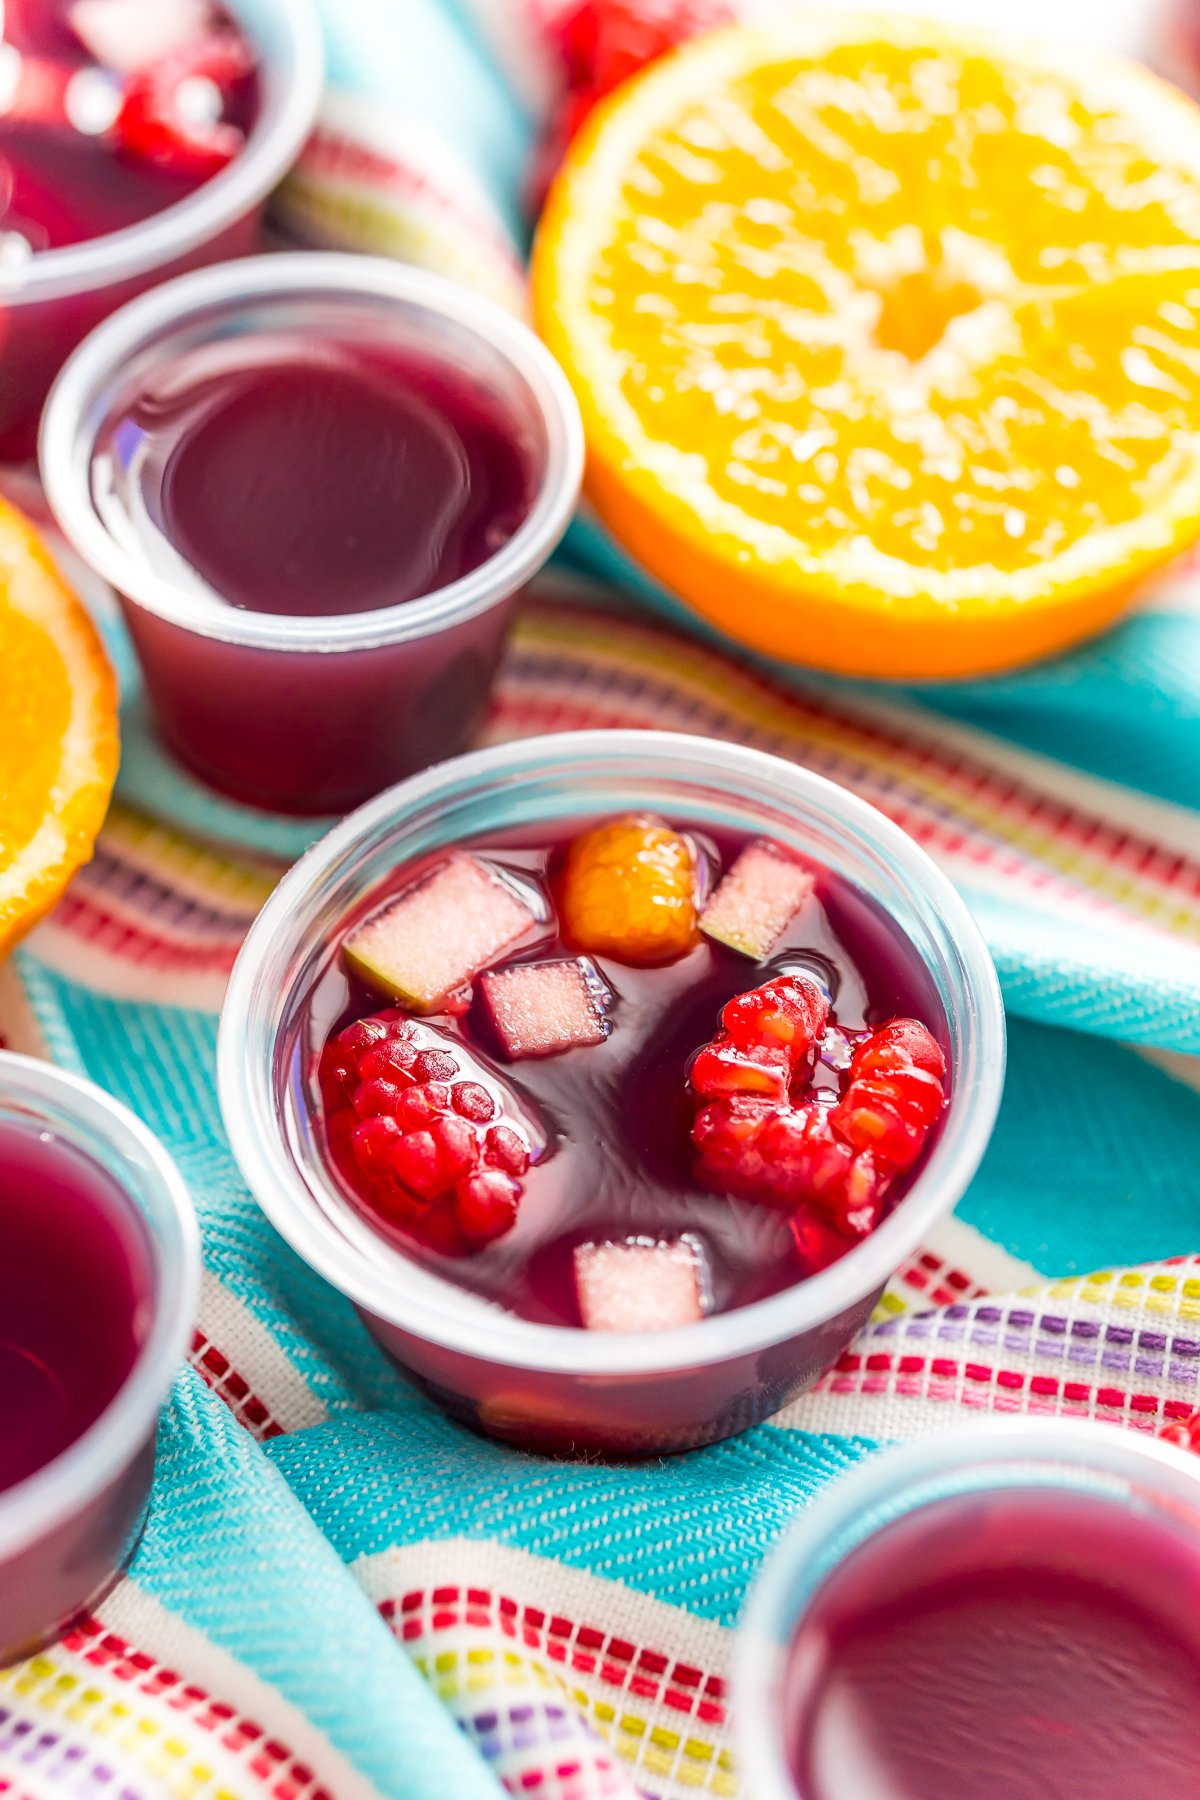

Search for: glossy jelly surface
xmin=0 ymin=1116 xmax=154 ymax=1492
xmin=91 ymin=334 xmax=540 ymax=617
xmin=300 ymin=817 xmax=949 ymax=1327
xmin=783 ymin=1486 xmax=1200 ymax=1800
xmin=0 ymin=0 xmax=260 ymax=255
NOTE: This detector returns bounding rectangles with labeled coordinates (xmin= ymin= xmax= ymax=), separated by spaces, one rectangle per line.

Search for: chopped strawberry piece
xmin=700 ymin=841 xmax=815 ymax=961
xmin=480 ymin=958 xmax=609 ymax=1060
xmin=452 ymin=1081 xmax=496 ymax=1123
xmin=690 ymin=1034 xmax=792 ymax=1102
xmin=115 ymin=33 xmax=253 ymax=177
xmin=344 ymin=855 xmax=538 ymax=1014
xmin=850 ymin=1019 xmax=946 ymax=1082
xmin=721 ymin=973 xmax=828 ymax=1059
xmin=574 ymin=1236 xmax=709 ymax=1332
xmin=455 ymin=1170 xmax=521 ymax=1245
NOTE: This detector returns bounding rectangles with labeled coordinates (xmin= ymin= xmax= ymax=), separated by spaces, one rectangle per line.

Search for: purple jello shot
xmin=40 ymin=253 xmax=584 ymax=814
xmin=217 ymin=731 xmax=1004 ymax=1457
xmin=0 ymin=1053 xmax=198 ymax=1664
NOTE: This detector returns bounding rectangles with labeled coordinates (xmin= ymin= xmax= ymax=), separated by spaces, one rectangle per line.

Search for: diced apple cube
xmin=480 ymin=958 xmax=609 ymax=1060
xmin=700 ymin=841 xmax=814 ymax=960
xmin=344 ymin=857 xmax=535 ymax=1013
xmin=574 ymin=1237 xmax=709 ymax=1332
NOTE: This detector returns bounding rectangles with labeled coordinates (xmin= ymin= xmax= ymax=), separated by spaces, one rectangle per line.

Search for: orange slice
xmin=533 ymin=15 xmax=1200 ymax=677
xmin=0 ymin=497 xmax=118 ymax=956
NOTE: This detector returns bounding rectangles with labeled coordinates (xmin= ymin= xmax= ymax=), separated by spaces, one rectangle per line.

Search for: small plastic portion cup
xmin=217 ymin=730 xmax=1005 ymax=1457
xmin=0 ymin=0 xmax=322 ymax=460
xmin=0 ymin=1053 xmax=199 ymax=1665
xmin=41 ymin=253 xmax=586 ymax=816
xmin=733 ymin=1418 xmax=1200 ymax=1800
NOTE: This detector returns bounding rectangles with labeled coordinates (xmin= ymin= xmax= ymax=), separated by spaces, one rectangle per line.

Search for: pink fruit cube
xmin=344 ymin=857 xmax=536 ymax=1013
xmin=480 ymin=959 xmax=609 ymax=1060
xmin=574 ymin=1237 xmax=709 ymax=1332
xmin=700 ymin=841 xmax=814 ymax=960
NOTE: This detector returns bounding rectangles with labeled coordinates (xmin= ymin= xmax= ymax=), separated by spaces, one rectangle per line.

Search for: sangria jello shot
xmin=0 ymin=0 xmax=322 ymax=457
xmin=41 ymin=253 xmax=584 ymax=814
xmin=735 ymin=1419 xmax=1200 ymax=1800
xmin=0 ymin=1052 xmax=199 ymax=1664
xmin=219 ymin=732 xmax=1003 ymax=1456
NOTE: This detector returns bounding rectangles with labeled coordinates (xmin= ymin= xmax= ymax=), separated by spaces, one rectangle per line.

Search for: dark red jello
xmin=307 ymin=815 xmax=951 ymax=1329
xmin=0 ymin=0 xmax=260 ymax=255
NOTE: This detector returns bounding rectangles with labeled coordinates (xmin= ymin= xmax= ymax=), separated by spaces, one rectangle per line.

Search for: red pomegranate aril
xmin=337 ymin=1017 xmax=388 ymax=1062
xmin=351 ymin=1077 xmax=409 ymax=1121
xmin=350 ymin=1115 xmax=402 ymax=1177
xmin=358 ymin=1040 xmax=419 ymax=1085
xmin=393 ymin=1083 xmax=452 ymax=1130
xmin=413 ymin=1048 xmax=459 ymax=1083
xmin=484 ymin=1124 xmax=530 ymax=1176
xmin=430 ymin=1113 xmax=479 ymax=1179
xmin=452 ymin=1081 xmax=497 ymax=1122
xmin=391 ymin=1130 xmax=446 ymax=1202
xmin=456 ymin=1170 xmax=521 ymax=1244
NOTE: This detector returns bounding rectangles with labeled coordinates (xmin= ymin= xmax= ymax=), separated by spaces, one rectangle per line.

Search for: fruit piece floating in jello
xmin=318 ymin=814 xmax=951 ymax=1317
xmin=559 ymin=813 xmax=700 ymax=965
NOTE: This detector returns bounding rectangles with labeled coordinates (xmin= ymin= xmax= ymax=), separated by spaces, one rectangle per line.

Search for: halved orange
xmin=533 ymin=15 xmax=1200 ymax=677
xmin=0 ymin=496 xmax=118 ymax=957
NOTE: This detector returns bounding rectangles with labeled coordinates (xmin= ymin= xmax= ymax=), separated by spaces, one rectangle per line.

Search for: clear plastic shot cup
xmin=0 ymin=0 xmax=322 ymax=459
xmin=41 ymin=253 xmax=586 ymax=816
xmin=0 ymin=1052 xmax=200 ymax=1665
xmin=734 ymin=1419 xmax=1200 ymax=1800
xmin=217 ymin=730 xmax=1005 ymax=1456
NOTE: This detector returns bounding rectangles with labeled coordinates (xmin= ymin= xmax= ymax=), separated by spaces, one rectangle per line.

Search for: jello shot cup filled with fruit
xmin=735 ymin=1420 xmax=1200 ymax=1800
xmin=0 ymin=1052 xmax=199 ymax=1664
xmin=219 ymin=731 xmax=1004 ymax=1456
xmin=0 ymin=0 xmax=322 ymax=457
xmin=41 ymin=253 xmax=584 ymax=814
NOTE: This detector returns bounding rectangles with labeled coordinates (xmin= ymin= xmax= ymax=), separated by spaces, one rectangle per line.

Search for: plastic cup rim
xmin=732 ymin=1415 xmax=1200 ymax=1800
xmin=217 ymin=728 xmax=1006 ymax=1379
xmin=0 ymin=1052 xmax=201 ymax=1560
xmin=39 ymin=253 xmax=586 ymax=651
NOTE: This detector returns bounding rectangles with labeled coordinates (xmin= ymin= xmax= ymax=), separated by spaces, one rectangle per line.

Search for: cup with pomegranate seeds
xmin=218 ymin=731 xmax=1004 ymax=1456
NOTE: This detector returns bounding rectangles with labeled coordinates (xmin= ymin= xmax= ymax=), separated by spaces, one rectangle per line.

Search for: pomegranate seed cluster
xmin=689 ymin=976 xmax=947 ymax=1271
xmin=319 ymin=1011 xmax=531 ymax=1252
